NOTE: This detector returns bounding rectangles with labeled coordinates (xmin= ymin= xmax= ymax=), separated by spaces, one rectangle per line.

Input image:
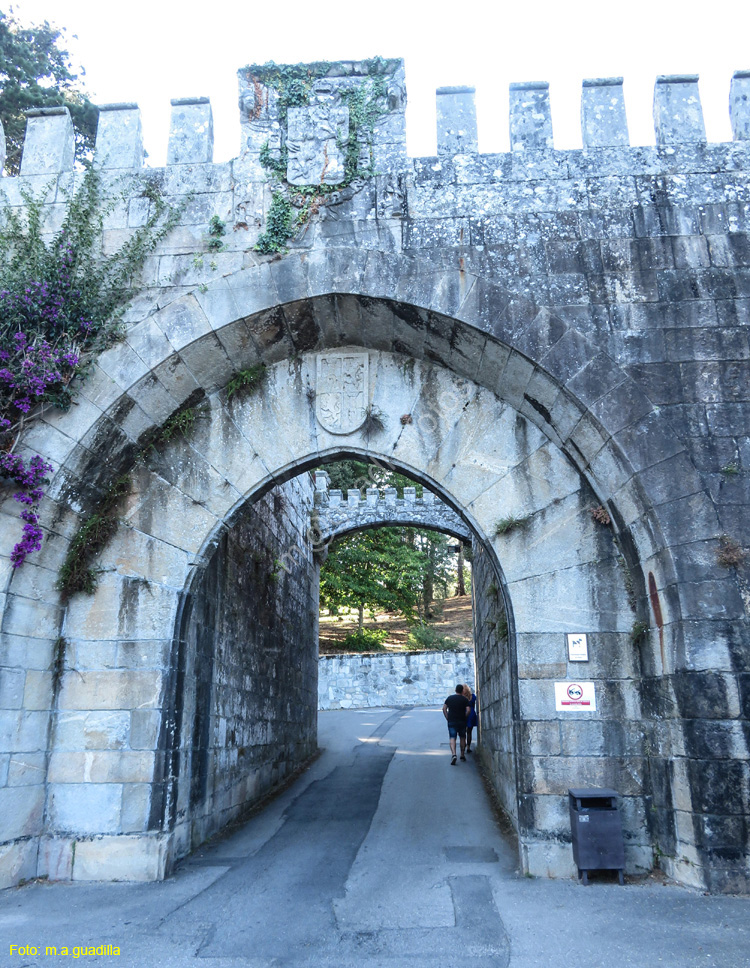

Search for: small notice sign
xmin=555 ymin=681 xmax=596 ymax=711
xmin=566 ymin=633 xmax=589 ymax=662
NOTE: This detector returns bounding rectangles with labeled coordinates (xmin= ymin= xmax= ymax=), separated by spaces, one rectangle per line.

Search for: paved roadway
xmin=1 ymin=707 xmax=749 ymax=967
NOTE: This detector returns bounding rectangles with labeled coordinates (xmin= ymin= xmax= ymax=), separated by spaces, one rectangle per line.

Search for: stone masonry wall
xmin=318 ymin=649 xmax=475 ymax=710
xmin=170 ymin=475 xmax=319 ymax=860
xmin=472 ymin=540 xmax=518 ymax=829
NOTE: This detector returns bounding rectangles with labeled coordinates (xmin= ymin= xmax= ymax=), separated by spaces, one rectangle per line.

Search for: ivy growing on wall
xmin=0 ymin=167 xmax=181 ymax=567
xmin=245 ymin=59 xmax=399 ymax=254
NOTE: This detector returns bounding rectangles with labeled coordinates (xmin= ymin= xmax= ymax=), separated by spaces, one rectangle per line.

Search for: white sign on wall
xmin=566 ymin=633 xmax=589 ymax=661
xmin=555 ymin=681 xmax=597 ymax=712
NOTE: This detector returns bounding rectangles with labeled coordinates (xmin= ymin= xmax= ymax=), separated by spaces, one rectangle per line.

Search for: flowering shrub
xmin=0 ymin=167 xmax=180 ymax=567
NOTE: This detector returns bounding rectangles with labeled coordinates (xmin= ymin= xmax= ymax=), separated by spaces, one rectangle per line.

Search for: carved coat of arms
xmin=316 ymin=353 xmax=369 ymax=434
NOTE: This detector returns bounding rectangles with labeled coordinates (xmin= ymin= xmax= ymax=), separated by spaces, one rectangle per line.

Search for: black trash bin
xmin=568 ymin=787 xmax=625 ymax=885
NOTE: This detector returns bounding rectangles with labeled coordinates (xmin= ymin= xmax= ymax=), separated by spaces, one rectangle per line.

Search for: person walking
xmin=463 ymin=684 xmax=478 ymax=753
xmin=442 ymin=684 xmax=470 ymax=765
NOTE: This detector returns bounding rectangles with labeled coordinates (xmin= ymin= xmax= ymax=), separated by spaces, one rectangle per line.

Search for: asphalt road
xmin=1 ymin=707 xmax=748 ymax=967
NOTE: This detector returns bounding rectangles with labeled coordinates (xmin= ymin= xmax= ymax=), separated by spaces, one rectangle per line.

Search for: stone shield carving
xmin=316 ymin=353 xmax=369 ymax=434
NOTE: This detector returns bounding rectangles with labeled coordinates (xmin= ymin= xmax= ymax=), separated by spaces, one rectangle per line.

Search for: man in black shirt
xmin=442 ymin=684 xmax=470 ymax=765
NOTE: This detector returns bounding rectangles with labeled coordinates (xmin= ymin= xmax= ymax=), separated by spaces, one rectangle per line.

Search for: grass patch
xmin=362 ymin=404 xmax=386 ymax=437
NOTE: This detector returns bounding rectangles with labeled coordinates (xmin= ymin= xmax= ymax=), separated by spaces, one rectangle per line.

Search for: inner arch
xmin=47 ymin=347 xmax=648 ymax=881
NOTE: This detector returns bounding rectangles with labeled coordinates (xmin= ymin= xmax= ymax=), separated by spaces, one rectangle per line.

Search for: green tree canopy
xmin=0 ymin=9 xmax=97 ymax=174
xmin=320 ymin=526 xmax=427 ymax=626
xmin=319 ymin=459 xmax=467 ymax=627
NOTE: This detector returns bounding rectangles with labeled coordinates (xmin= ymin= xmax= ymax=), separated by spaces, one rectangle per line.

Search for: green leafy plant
xmin=405 ymin=624 xmax=461 ymax=652
xmin=721 ymin=463 xmax=741 ymax=476
xmin=226 ymin=363 xmax=267 ymax=400
xmin=206 ymin=215 xmax=226 ymax=252
xmin=250 ymin=59 xmax=397 ymax=253
xmin=342 ymin=628 xmax=388 ymax=652
xmin=631 ymin=620 xmax=649 ymax=644
xmin=255 ymin=192 xmax=296 ymax=254
xmin=0 ymin=166 xmax=181 ymax=566
xmin=495 ymin=515 xmax=530 ymax=537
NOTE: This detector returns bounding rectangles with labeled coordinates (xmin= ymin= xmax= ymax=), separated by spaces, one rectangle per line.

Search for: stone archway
xmin=4 ymin=254 xmax=721 ymax=891
xmin=33 ymin=345 xmax=647 ymax=882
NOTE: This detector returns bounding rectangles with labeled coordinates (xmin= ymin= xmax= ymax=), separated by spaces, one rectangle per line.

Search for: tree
xmin=0 ymin=10 xmax=97 ymax=175
xmin=320 ymin=527 xmax=426 ymax=629
xmin=319 ymin=460 xmax=464 ymax=624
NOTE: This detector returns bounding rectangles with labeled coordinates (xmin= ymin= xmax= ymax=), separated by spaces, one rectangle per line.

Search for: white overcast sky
xmin=9 ymin=0 xmax=750 ymax=164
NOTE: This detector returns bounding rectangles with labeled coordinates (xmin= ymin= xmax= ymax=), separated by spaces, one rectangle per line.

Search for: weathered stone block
xmin=436 ymin=87 xmax=478 ymax=156
xmin=7 ymin=752 xmax=46 ymax=785
xmin=48 ymin=750 xmax=154 ymax=784
xmin=72 ymin=833 xmax=171 ymax=881
xmin=0 ymin=838 xmax=38 ymax=890
xmin=20 ymin=107 xmax=75 ymax=175
xmin=48 ymin=783 xmax=122 ymax=834
xmin=58 ymin=670 xmax=163 ymax=711
xmin=581 ymin=77 xmax=629 ymax=147
xmin=54 ymin=710 xmax=131 ymax=751
xmin=167 ymin=98 xmax=213 ymax=166
xmin=0 ymin=785 xmax=45 ymax=839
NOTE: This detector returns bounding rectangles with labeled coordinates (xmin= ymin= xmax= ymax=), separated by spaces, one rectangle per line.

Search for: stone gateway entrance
xmin=1 ymin=59 xmax=748 ymax=894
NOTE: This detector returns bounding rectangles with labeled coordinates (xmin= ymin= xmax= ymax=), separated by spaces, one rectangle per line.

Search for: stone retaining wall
xmin=318 ymin=649 xmax=476 ymax=710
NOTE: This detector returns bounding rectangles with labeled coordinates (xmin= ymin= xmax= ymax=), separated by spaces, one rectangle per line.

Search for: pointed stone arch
xmin=1 ymin=252 xmax=724 ymax=889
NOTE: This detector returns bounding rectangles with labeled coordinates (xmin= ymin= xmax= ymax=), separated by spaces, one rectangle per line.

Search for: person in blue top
xmin=462 ymin=684 xmax=478 ymax=753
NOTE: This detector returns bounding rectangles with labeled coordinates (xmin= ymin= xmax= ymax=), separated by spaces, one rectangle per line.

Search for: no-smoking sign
xmin=555 ymin=681 xmax=596 ymax=711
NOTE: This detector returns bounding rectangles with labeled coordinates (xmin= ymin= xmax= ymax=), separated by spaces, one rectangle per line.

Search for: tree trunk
xmin=423 ymin=539 xmax=435 ymax=617
xmin=457 ymin=543 xmax=466 ymax=596
xmin=358 ymin=603 xmax=364 ymax=632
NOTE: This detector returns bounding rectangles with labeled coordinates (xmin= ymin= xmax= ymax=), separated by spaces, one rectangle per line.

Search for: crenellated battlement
xmin=2 ymin=62 xmax=750 ymax=182
xmin=311 ymin=471 xmax=471 ymax=545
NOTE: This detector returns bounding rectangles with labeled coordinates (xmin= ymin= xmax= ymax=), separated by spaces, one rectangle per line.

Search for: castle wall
xmin=0 ymin=60 xmax=748 ymax=892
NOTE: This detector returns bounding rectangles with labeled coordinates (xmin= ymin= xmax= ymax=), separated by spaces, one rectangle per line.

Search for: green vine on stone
xmin=57 ymin=474 xmax=132 ymax=599
xmin=251 ymin=60 xmax=395 ymax=255
xmin=57 ymin=390 xmax=208 ymax=598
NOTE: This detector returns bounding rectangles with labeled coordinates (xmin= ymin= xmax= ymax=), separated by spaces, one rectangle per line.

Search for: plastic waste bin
xmin=568 ymin=787 xmax=625 ymax=885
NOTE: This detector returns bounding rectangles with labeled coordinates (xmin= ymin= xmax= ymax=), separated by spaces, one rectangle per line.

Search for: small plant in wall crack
xmin=57 ymin=392 xmax=208 ymax=598
xmin=362 ymin=404 xmax=386 ymax=438
xmin=205 ymin=215 xmax=227 ymax=252
xmin=630 ymin=620 xmax=649 ymax=645
xmin=226 ymin=363 xmax=267 ymax=400
xmin=495 ymin=514 xmax=530 ymax=537
xmin=57 ymin=474 xmax=132 ymax=600
xmin=715 ymin=534 xmax=746 ymax=569
xmin=590 ymin=505 xmax=612 ymax=526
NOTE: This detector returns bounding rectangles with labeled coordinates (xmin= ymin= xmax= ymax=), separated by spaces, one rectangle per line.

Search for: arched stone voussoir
xmin=118 ymin=466 xmax=221 ymax=559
